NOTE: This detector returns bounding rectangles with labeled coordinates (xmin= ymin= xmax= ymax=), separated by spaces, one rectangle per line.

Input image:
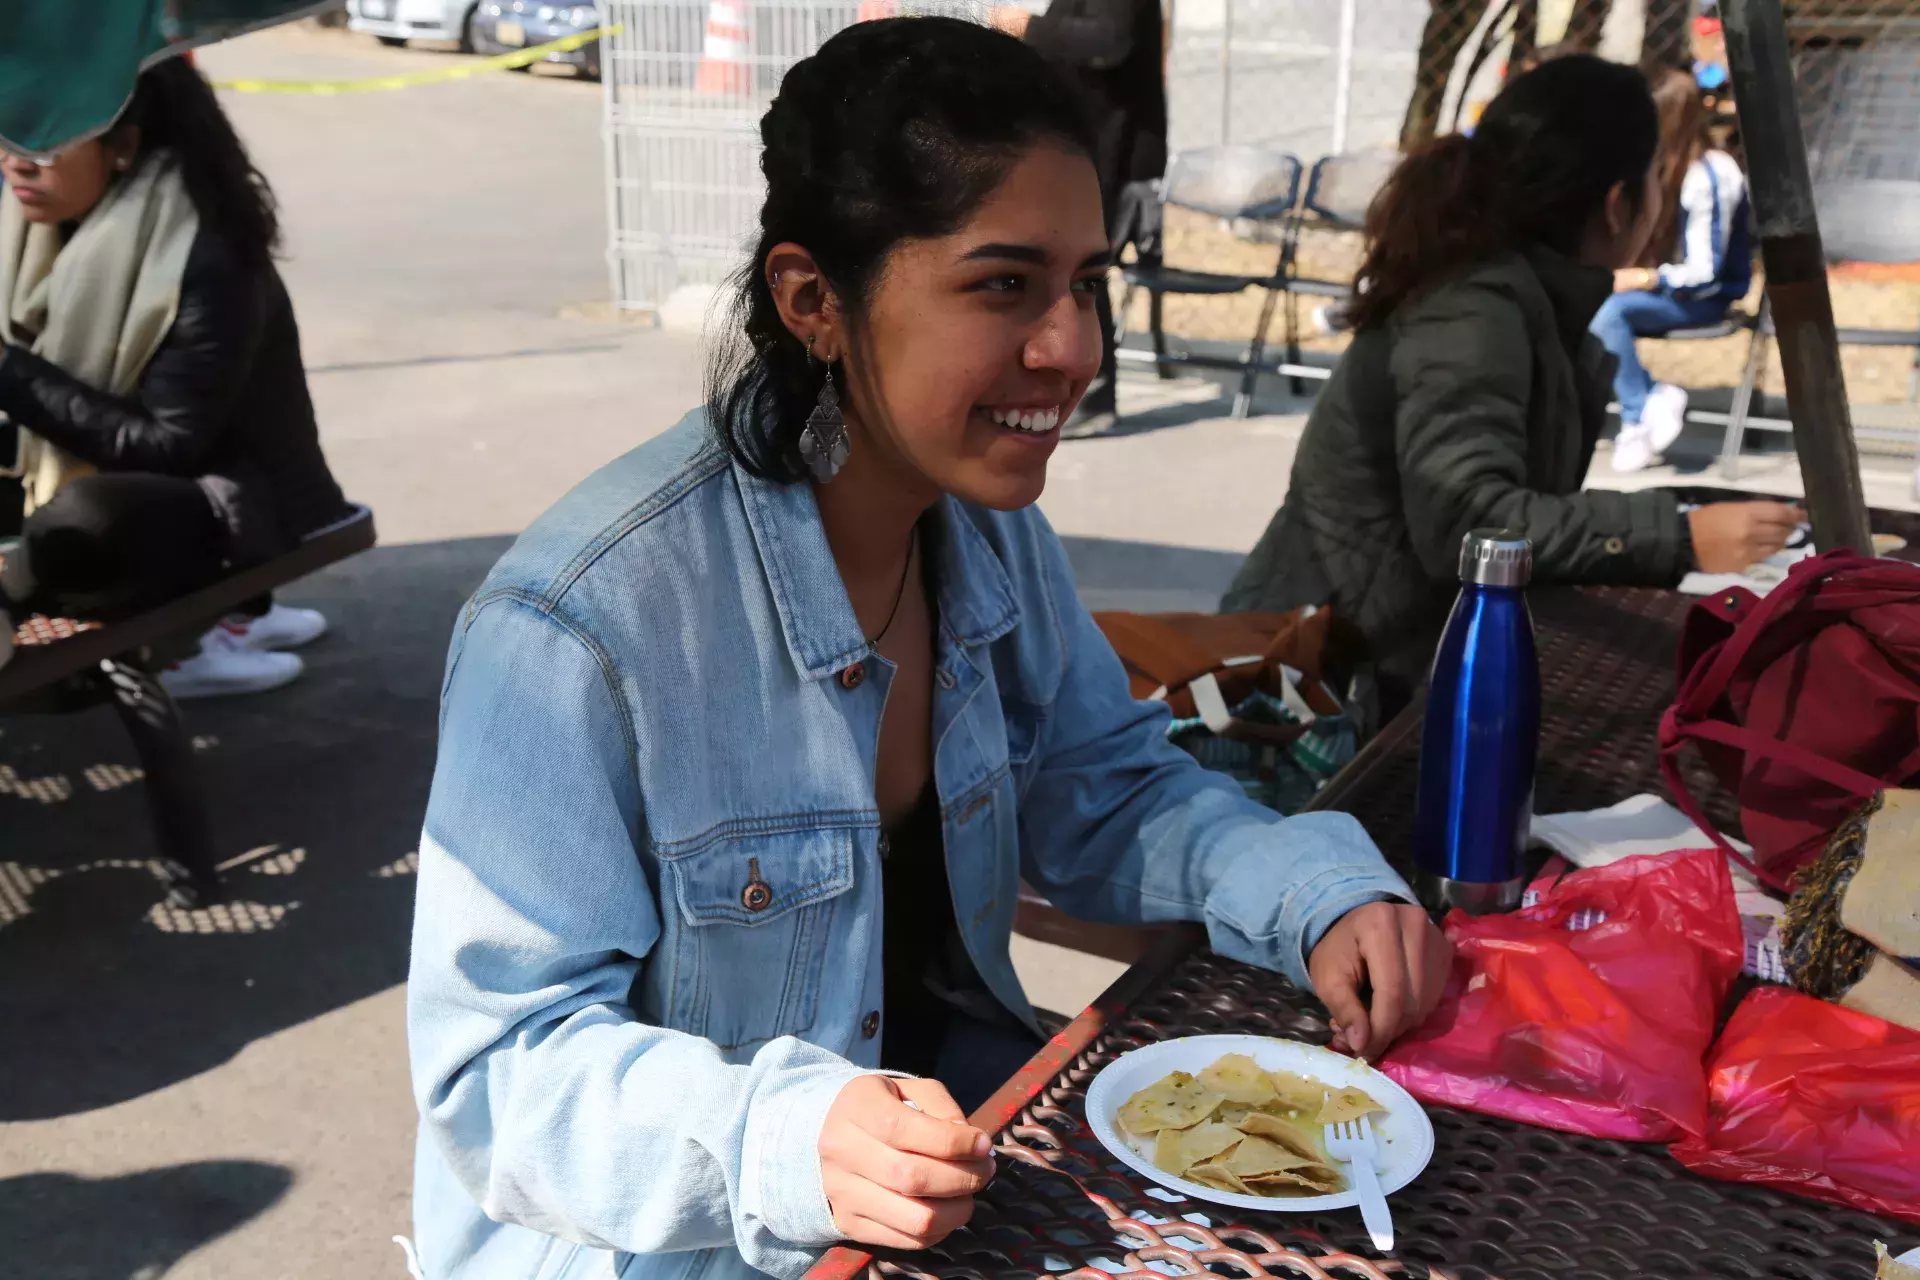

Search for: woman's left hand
xmin=1307 ymin=901 xmax=1453 ymax=1060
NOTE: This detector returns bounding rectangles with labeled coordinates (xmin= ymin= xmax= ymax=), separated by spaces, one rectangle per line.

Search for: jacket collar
xmin=733 ymin=457 xmax=1020 ymax=681
xmin=1519 ymin=241 xmax=1614 ymax=356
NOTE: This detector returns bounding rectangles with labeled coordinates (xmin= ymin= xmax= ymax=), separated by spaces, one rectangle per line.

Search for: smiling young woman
xmin=404 ymin=17 xmax=1447 ymax=1280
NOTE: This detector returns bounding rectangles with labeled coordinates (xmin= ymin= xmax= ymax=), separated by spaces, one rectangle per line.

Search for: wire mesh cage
xmin=599 ymin=0 xmax=986 ymax=313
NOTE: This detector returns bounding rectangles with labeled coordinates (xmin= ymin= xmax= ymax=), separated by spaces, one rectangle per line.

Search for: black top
xmin=879 ymin=783 xmax=963 ymax=1077
xmin=0 ymin=225 xmax=350 ymax=564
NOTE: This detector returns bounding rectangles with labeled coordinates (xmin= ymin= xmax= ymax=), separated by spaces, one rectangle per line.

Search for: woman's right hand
xmin=820 ymin=1075 xmax=996 ymax=1250
xmin=1686 ymin=501 xmax=1804 ymax=573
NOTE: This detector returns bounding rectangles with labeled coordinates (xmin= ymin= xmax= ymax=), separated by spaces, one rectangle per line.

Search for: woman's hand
xmin=1613 ymin=266 xmax=1657 ymax=293
xmin=1308 ymin=901 xmax=1453 ymax=1060
xmin=820 ymin=1075 xmax=996 ymax=1251
xmin=1686 ymin=501 xmax=1803 ymax=573
xmin=989 ymin=6 xmax=1033 ymax=36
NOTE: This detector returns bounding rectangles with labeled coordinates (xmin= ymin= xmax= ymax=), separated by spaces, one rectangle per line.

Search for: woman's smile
xmin=979 ymin=403 xmax=1063 ymax=435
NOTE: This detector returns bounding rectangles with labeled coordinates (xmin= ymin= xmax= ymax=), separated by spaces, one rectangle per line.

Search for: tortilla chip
xmin=1221 ymin=1134 xmax=1318 ymax=1177
xmin=1198 ymin=1053 xmax=1279 ymax=1105
xmin=1186 ymin=1159 xmax=1255 ymax=1195
xmin=1246 ymin=1164 xmax=1343 ymax=1194
xmin=1264 ymin=1070 xmax=1332 ymax=1115
xmin=1233 ymin=1111 xmax=1324 ymax=1162
xmin=1878 ymin=1243 xmax=1920 ymax=1280
xmin=1119 ymin=1071 xmax=1224 ymax=1135
xmin=1316 ymin=1084 xmax=1388 ymax=1126
xmin=1155 ymin=1121 xmax=1243 ymax=1174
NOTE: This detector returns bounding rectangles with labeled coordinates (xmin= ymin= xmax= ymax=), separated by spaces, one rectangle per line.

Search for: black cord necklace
xmin=868 ymin=526 xmax=919 ymax=647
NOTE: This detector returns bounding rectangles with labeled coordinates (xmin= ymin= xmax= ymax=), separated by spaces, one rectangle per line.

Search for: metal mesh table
xmin=812 ymin=587 xmax=1918 ymax=1280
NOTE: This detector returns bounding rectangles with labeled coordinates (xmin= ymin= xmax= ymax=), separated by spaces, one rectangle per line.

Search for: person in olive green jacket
xmin=1224 ymin=56 xmax=1798 ymax=711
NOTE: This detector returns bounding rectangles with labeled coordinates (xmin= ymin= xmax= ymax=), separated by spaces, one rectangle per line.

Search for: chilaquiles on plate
xmin=1116 ymin=1053 xmax=1386 ymax=1197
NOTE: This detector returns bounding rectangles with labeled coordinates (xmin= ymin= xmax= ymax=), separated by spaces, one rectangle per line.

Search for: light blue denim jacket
xmin=407 ymin=411 xmax=1414 ymax=1280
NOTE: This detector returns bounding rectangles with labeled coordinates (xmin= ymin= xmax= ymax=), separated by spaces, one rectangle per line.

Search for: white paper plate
xmin=1083 ymin=1034 xmax=1435 ymax=1213
xmin=1900 ymin=1247 xmax=1920 ymax=1267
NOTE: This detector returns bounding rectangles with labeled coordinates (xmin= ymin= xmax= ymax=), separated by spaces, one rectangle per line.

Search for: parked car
xmin=347 ymin=0 xmax=482 ymax=49
xmin=470 ymin=2 xmax=604 ymax=79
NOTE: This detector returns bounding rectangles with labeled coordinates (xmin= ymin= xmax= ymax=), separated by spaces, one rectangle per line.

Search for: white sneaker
xmin=1641 ymin=382 xmax=1690 ymax=454
xmin=159 ymin=628 xmax=305 ymax=700
xmin=221 ymin=603 xmax=328 ymax=652
xmin=1611 ymin=424 xmax=1656 ymax=472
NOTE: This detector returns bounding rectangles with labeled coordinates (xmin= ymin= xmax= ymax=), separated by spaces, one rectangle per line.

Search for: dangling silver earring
xmin=798 ymin=339 xmax=850 ymax=483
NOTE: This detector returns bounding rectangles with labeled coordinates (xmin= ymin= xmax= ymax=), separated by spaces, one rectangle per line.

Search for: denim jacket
xmin=407 ymin=411 xmax=1414 ymax=1280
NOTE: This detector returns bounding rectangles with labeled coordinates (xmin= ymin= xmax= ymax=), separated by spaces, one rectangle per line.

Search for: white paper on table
xmin=1529 ymin=794 xmax=1788 ymax=981
xmin=1679 ymin=543 xmax=1814 ymax=597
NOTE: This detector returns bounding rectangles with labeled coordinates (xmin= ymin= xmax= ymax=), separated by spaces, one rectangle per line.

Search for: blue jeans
xmin=1589 ymin=290 xmax=1732 ymax=424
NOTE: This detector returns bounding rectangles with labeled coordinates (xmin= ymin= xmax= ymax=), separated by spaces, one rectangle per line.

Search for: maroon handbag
xmin=1659 ymin=549 xmax=1920 ymax=891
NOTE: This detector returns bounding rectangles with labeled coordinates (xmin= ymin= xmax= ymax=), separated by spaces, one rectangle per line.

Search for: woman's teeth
xmin=987 ymin=407 xmax=1060 ymax=433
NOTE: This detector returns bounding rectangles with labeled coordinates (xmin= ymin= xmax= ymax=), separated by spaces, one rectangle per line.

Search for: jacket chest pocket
xmin=662 ymin=826 xmax=855 ymax=1053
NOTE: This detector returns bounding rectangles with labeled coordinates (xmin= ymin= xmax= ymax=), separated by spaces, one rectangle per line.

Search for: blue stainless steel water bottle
xmin=1414 ymin=528 xmax=1540 ymax=914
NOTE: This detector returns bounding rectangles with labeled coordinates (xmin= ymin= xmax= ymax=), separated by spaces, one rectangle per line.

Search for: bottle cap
xmin=1459 ymin=528 xmax=1532 ymax=587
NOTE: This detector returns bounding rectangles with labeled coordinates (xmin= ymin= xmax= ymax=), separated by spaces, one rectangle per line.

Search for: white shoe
xmin=159 ymin=628 xmax=305 ymax=699
xmin=1641 ymin=382 xmax=1690 ymax=454
xmin=1611 ymin=424 xmax=1656 ymax=472
xmin=221 ymin=603 xmax=328 ymax=652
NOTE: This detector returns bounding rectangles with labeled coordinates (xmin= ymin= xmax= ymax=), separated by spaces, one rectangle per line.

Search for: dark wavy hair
xmin=1348 ymin=54 xmax=1657 ymax=331
xmin=705 ymin=17 xmax=1097 ymax=483
xmin=115 ymin=56 xmax=281 ymax=265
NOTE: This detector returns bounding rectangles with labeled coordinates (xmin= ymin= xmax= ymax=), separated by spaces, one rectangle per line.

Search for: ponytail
xmin=1348 ymin=54 xmax=1658 ymax=331
xmin=1347 ymin=134 xmax=1507 ymax=331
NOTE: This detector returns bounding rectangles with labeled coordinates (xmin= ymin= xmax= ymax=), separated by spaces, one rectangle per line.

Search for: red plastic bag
xmin=1670 ymin=987 xmax=1920 ymax=1225
xmin=1379 ymin=848 xmax=1744 ymax=1142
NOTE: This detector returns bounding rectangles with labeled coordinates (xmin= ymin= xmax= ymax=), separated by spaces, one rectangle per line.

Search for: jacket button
xmin=740 ymin=858 xmax=773 ymax=912
xmin=839 ymin=663 xmax=866 ymax=690
xmin=1604 ymin=536 xmax=1625 ymax=554
xmin=861 ymin=1010 xmax=880 ymax=1039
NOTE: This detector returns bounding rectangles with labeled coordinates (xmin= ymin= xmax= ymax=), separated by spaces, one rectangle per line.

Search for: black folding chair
xmin=1276 ymin=150 xmax=1398 ymax=393
xmin=1114 ymin=146 xmax=1304 ymax=418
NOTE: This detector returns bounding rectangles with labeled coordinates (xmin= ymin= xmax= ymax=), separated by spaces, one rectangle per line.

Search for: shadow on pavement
xmin=0 ymin=1160 xmax=293 ymax=1279
xmin=0 ymin=528 xmax=1241 ymax=1122
xmin=0 ymin=536 xmax=510 ymax=1121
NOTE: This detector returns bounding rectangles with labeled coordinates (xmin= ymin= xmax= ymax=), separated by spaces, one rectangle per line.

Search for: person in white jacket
xmin=1591 ymin=67 xmax=1751 ymax=473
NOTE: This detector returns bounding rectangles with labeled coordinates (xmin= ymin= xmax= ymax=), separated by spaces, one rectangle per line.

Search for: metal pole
xmin=1331 ymin=0 xmax=1357 ymax=155
xmin=1219 ymin=0 xmax=1233 ymax=145
xmin=1720 ymin=0 xmax=1871 ymax=553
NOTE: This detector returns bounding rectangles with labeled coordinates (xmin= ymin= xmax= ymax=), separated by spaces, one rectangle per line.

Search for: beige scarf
xmin=0 ymin=151 xmax=200 ymax=513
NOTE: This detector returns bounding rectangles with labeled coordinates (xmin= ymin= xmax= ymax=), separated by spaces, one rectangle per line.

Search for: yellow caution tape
xmin=211 ymin=25 xmax=620 ymax=93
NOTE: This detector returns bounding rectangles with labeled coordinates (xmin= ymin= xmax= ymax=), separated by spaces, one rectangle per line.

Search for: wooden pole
xmin=1720 ymin=0 xmax=1872 ymax=553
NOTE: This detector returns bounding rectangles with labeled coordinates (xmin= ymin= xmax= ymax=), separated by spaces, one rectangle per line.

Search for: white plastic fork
xmin=1324 ymin=1114 xmax=1393 ymax=1252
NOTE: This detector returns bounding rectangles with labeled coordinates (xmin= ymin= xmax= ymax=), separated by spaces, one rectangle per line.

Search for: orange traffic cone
xmin=696 ymin=0 xmax=751 ymax=95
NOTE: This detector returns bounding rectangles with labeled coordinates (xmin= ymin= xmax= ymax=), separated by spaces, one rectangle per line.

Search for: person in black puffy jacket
xmin=0 ymin=58 xmax=350 ymax=697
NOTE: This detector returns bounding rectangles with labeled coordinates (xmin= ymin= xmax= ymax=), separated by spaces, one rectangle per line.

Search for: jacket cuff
xmin=1203 ymin=811 xmax=1417 ymax=989
xmin=739 ymin=1055 xmax=874 ymax=1255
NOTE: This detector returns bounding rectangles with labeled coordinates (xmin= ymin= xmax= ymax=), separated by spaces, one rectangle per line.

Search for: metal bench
xmin=1 ymin=504 xmax=377 ymax=905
